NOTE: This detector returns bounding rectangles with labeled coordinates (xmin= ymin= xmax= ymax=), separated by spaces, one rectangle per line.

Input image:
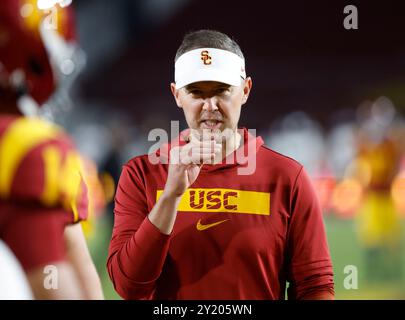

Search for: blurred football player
xmin=347 ymin=98 xmax=402 ymax=282
xmin=0 ymin=0 xmax=103 ymax=299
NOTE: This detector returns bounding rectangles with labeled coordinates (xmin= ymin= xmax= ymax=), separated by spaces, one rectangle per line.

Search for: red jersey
xmin=0 ymin=115 xmax=88 ymax=270
xmin=107 ymin=128 xmax=334 ymax=299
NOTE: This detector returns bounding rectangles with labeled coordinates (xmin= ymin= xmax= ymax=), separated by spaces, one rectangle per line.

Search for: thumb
xmin=187 ymin=163 xmax=203 ymax=184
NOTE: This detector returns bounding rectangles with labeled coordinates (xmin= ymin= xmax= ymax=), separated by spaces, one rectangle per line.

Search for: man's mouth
xmin=200 ymin=119 xmax=223 ymax=130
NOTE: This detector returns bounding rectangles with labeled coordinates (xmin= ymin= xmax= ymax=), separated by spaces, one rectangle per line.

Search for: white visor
xmin=174 ymin=48 xmax=246 ymax=89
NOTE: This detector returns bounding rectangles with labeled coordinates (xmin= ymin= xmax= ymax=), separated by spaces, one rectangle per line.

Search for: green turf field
xmin=88 ymin=215 xmax=405 ymax=300
xmin=325 ymin=216 xmax=405 ymax=299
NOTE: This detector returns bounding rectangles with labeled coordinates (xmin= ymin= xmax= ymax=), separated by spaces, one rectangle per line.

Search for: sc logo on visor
xmin=201 ymin=50 xmax=212 ymax=65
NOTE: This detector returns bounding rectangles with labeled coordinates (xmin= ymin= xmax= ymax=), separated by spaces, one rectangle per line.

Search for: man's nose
xmin=202 ymin=97 xmax=219 ymax=111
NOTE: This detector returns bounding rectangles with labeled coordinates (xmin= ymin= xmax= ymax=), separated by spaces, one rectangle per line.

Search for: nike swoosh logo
xmin=196 ymin=219 xmax=229 ymax=231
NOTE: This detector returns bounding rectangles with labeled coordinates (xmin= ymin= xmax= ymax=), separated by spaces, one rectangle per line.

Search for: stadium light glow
xmin=37 ymin=0 xmax=72 ymax=10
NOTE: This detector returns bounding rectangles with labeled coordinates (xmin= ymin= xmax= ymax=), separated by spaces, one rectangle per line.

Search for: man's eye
xmin=190 ymin=90 xmax=202 ymax=95
xmin=216 ymin=88 xmax=229 ymax=94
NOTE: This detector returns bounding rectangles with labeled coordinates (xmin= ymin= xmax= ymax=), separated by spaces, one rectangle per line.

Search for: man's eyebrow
xmin=185 ymin=84 xmax=204 ymax=92
xmin=214 ymin=83 xmax=231 ymax=89
xmin=185 ymin=84 xmax=231 ymax=91
xmin=185 ymin=85 xmax=199 ymax=91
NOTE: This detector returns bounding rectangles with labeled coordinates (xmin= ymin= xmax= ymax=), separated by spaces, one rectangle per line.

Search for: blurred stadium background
xmin=46 ymin=0 xmax=405 ymax=299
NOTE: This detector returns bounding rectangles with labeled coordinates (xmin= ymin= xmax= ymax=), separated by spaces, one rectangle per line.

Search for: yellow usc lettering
xmin=189 ymin=190 xmax=237 ymax=210
xmin=157 ymin=188 xmax=270 ymax=215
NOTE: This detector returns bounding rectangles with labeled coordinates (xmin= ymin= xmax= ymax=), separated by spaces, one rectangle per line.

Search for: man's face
xmin=171 ymin=78 xmax=252 ymax=135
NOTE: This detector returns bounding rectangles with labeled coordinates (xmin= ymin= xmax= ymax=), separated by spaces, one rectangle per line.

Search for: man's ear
xmin=241 ymin=77 xmax=252 ymax=105
xmin=170 ymin=83 xmax=182 ymax=108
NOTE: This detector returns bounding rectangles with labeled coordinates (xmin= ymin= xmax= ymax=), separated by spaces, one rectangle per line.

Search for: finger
xmin=199 ymin=130 xmax=215 ymax=141
xmin=190 ymin=146 xmax=222 ymax=154
xmin=179 ymin=146 xmax=213 ymax=165
xmin=189 ymin=129 xmax=202 ymax=143
xmin=179 ymin=142 xmax=221 ymax=165
xmin=190 ymin=140 xmax=221 ymax=149
xmin=169 ymin=146 xmax=182 ymax=164
xmin=180 ymin=154 xmax=213 ymax=165
xmin=189 ymin=144 xmax=222 ymax=159
xmin=189 ymin=152 xmax=216 ymax=164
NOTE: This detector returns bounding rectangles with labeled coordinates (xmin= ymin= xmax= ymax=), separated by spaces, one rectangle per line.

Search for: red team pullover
xmin=107 ymin=128 xmax=334 ymax=299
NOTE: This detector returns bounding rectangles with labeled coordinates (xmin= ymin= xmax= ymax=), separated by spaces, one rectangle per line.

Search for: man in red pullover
xmin=107 ymin=29 xmax=334 ymax=300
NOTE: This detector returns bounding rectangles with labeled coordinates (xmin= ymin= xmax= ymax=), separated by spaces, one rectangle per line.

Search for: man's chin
xmin=197 ymin=127 xmax=223 ymax=136
xmin=190 ymin=126 xmax=236 ymax=142
xmin=199 ymin=121 xmax=224 ymax=131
